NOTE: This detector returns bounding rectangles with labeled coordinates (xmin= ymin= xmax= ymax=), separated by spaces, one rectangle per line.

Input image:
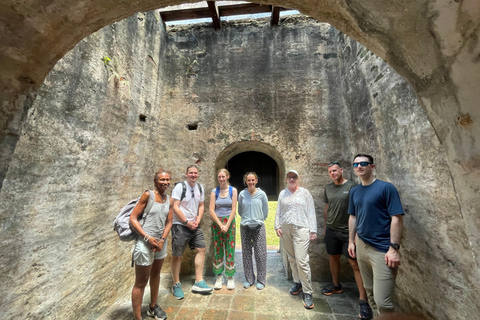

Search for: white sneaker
xmin=227 ymin=276 xmax=235 ymax=290
xmin=214 ymin=275 xmax=223 ymax=290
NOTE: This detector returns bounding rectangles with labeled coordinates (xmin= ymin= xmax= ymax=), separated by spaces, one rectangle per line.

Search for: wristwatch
xmin=390 ymin=243 xmax=400 ymax=250
xmin=183 ymin=219 xmax=188 ymax=226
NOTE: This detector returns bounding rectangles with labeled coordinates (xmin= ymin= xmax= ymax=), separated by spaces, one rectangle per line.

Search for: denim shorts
xmin=132 ymin=237 xmax=168 ymax=266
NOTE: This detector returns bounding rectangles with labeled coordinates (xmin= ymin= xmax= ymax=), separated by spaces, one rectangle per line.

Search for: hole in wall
xmin=139 ymin=114 xmax=147 ymax=122
xmin=187 ymin=123 xmax=198 ymax=130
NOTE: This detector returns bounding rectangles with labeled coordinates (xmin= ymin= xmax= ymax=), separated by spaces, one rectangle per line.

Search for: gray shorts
xmin=171 ymin=224 xmax=206 ymax=257
xmin=132 ymin=238 xmax=168 ymax=266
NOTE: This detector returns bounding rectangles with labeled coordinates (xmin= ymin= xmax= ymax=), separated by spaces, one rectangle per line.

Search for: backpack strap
xmin=197 ymin=183 xmax=203 ymax=197
xmin=215 ymin=185 xmax=233 ymax=200
xmin=132 ymin=190 xmax=155 ymax=268
xmin=141 ymin=190 xmax=155 ymax=225
xmin=181 ymin=181 xmax=187 ymax=201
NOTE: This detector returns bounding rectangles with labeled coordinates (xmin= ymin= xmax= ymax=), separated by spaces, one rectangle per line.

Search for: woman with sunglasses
xmin=237 ymin=172 xmax=269 ymax=290
xmin=274 ymin=169 xmax=317 ymax=309
xmin=209 ymin=168 xmax=238 ymax=290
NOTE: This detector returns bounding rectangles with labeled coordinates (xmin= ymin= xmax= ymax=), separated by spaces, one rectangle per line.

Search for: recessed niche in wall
xmin=139 ymin=114 xmax=147 ymax=122
xmin=187 ymin=123 xmax=198 ymax=130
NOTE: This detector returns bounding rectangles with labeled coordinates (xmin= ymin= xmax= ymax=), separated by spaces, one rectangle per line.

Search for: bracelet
xmin=143 ymin=235 xmax=150 ymax=242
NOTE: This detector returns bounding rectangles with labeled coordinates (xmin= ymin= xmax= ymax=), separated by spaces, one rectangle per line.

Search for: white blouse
xmin=274 ymin=187 xmax=317 ymax=233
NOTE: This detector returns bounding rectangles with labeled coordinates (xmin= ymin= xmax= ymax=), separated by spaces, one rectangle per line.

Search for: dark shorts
xmin=325 ymin=227 xmax=355 ymax=260
xmin=171 ymin=224 xmax=206 ymax=257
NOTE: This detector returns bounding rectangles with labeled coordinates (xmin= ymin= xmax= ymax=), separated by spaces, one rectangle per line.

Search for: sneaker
xmin=321 ymin=283 xmax=343 ymax=296
xmin=146 ymin=304 xmax=167 ymax=320
xmin=243 ymin=281 xmax=253 ymax=289
xmin=303 ymin=293 xmax=314 ymax=309
xmin=256 ymin=282 xmax=265 ymax=290
xmin=227 ymin=277 xmax=235 ymax=290
xmin=359 ymin=300 xmax=373 ymax=319
xmin=172 ymin=282 xmax=184 ymax=300
xmin=289 ymin=282 xmax=303 ymax=295
xmin=214 ymin=275 xmax=223 ymax=290
xmin=192 ymin=279 xmax=214 ymax=293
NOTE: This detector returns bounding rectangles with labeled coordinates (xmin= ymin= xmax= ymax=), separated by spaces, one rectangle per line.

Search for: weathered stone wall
xmin=159 ymin=17 xmax=352 ymax=281
xmin=338 ymin=34 xmax=480 ymax=319
xmin=1 ymin=6 xmax=479 ymax=312
xmin=0 ymin=12 xmax=167 ymax=320
xmin=1 ymin=11 xmax=479 ymax=320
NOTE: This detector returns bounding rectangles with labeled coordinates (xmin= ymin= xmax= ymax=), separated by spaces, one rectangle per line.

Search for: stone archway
xmin=215 ymin=141 xmax=285 ymax=199
xmin=226 ymin=151 xmax=279 ymax=199
xmin=0 ymin=1 xmax=479 ymax=320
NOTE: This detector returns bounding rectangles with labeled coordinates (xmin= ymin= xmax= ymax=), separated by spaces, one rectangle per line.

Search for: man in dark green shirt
xmin=322 ymin=161 xmax=372 ymax=320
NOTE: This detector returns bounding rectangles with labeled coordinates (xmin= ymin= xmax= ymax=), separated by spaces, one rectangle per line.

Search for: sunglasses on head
xmin=353 ymin=161 xmax=371 ymax=167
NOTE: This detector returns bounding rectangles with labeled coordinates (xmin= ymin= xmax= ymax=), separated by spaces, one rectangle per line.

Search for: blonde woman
xmin=209 ymin=169 xmax=238 ymax=290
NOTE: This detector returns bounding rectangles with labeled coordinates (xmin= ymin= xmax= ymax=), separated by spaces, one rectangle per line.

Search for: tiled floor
xmin=99 ymin=251 xmax=361 ymax=320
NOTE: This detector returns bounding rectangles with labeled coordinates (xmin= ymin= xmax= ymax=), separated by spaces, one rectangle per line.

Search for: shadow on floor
xmin=98 ymin=251 xmax=361 ymax=320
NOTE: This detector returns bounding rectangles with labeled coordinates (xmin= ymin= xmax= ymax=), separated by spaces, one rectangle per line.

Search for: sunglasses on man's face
xmin=353 ymin=161 xmax=371 ymax=167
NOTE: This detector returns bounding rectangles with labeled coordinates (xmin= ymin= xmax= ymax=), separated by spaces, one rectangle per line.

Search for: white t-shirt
xmin=171 ymin=182 xmax=204 ymax=225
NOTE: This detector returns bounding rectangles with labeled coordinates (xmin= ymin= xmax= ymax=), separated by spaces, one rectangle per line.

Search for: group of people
xmin=127 ymin=153 xmax=404 ymax=320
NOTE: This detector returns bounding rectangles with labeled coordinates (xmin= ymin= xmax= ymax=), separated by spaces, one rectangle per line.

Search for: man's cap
xmin=286 ymin=169 xmax=299 ymax=177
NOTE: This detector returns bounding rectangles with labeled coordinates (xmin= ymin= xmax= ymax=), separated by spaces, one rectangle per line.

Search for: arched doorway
xmin=215 ymin=141 xmax=285 ymax=251
xmin=226 ymin=151 xmax=278 ymax=200
xmin=215 ymin=141 xmax=285 ymax=196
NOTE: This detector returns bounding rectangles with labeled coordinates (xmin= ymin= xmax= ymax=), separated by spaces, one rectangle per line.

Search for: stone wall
xmin=159 ymin=17 xmax=353 ymax=280
xmin=1 ymin=11 xmax=479 ymax=320
xmin=0 ymin=12 xmax=167 ymax=320
xmin=338 ymin=34 xmax=479 ymax=319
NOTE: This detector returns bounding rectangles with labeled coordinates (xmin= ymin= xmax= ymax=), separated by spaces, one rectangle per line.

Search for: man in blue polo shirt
xmin=348 ymin=154 xmax=404 ymax=315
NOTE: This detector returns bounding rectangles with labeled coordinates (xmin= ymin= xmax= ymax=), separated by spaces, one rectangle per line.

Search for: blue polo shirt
xmin=348 ymin=179 xmax=404 ymax=252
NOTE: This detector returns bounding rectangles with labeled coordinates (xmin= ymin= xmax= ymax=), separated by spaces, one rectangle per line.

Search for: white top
xmin=274 ymin=187 xmax=317 ymax=233
xmin=171 ymin=182 xmax=204 ymax=224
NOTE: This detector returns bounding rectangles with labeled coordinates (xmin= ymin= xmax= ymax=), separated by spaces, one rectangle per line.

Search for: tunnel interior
xmin=226 ymin=151 xmax=279 ymax=199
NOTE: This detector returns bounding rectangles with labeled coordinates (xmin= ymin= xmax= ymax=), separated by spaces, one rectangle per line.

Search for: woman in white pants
xmin=274 ymin=169 xmax=317 ymax=309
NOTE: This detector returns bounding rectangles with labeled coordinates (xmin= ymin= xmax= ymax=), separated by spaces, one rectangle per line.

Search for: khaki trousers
xmin=356 ymin=236 xmax=397 ymax=313
xmin=281 ymin=224 xmax=313 ymax=294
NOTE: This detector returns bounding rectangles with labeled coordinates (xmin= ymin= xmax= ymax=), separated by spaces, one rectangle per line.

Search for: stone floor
xmin=98 ymin=251 xmax=361 ymax=320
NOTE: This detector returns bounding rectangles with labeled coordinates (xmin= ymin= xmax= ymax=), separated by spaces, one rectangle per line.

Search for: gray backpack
xmin=113 ymin=190 xmax=155 ymax=242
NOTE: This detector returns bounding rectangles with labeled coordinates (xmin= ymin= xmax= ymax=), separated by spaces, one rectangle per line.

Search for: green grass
xmin=235 ymin=201 xmax=279 ymax=248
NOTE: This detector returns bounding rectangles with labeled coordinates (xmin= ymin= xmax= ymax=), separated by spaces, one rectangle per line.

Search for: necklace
xmin=155 ymin=190 xmax=167 ymax=203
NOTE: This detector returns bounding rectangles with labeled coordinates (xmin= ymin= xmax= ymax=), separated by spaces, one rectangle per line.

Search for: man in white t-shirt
xmin=170 ymin=165 xmax=213 ymax=299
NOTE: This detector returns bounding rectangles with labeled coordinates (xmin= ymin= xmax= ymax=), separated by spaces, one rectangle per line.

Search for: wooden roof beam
xmin=219 ymin=3 xmax=273 ymax=16
xmin=160 ymin=3 xmax=289 ymax=24
xmin=271 ymin=6 xmax=281 ymax=26
xmin=160 ymin=7 xmax=211 ymax=22
xmin=207 ymin=1 xmax=221 ymax=29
